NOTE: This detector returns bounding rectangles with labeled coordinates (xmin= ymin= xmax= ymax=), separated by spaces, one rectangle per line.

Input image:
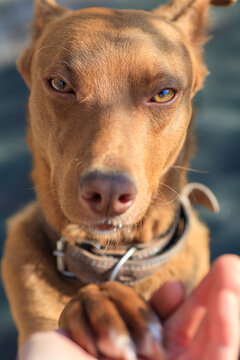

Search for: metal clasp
xmin=53 ymin=237 xmax=75 ymax=278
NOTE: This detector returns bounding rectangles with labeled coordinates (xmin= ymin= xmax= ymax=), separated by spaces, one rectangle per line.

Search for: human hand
xmin=18 ymin=255 xmax=240 ymax=360
xmin=151 ymin=254 xmax=240 ymax=360
xmin=18 ymin=330 xmax=96 ymax=360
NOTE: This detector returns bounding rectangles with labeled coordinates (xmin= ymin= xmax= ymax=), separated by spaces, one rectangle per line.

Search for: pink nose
xmin=80 ymin=171 xmax=137 ymax=217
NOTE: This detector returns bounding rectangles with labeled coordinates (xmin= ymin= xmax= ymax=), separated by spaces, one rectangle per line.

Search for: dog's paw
xmin=59 ymin=281 xmax=164 ymax=360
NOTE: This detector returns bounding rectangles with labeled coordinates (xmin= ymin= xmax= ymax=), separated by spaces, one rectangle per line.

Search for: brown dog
xmin=2 ymin=0 xmax=237 ymax=358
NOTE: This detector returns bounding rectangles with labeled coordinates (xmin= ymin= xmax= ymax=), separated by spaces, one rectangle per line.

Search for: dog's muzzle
xmin=53 ymin=183 xmax=219 ymax=285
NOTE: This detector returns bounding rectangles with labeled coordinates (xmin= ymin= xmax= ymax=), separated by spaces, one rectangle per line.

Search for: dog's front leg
xmin=1 ymin=202 xmax=77 ymax=346
xmin=59 ymin=281 xmax=164 ymax=360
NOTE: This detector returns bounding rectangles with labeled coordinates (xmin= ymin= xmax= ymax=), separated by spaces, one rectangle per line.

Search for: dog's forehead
xmin=67 ymin=8 xmax=174 ymax=46
xmin=37 ymin=8 xmax=192 ymax=83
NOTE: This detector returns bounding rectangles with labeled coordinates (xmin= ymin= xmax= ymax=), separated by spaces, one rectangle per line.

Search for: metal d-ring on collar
xmin=108 ymin=247 xmax=138 ymax=281
xmin=53 ymin=183 xmax=219 ymax=285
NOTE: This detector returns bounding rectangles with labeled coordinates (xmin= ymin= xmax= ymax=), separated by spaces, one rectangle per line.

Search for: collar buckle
xmin=53 ymin=237 xmax=75 ymax=278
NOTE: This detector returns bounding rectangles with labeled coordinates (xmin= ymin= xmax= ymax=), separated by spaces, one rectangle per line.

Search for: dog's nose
xmin=80 ymin=171 xmax=137 ymax=217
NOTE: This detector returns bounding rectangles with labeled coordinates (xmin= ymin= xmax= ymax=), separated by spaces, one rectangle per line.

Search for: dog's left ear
xmin=153 ymin=0 xmax=236 ymax=40
xmin=17 ymin=0 xmax=70 ymax=87
xmin=153 ymin=0 xmax=237 ymax=92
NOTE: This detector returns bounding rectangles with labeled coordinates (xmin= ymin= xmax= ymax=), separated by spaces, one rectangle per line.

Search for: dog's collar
xmin=53 ymin=183 xmax=219 ymax=285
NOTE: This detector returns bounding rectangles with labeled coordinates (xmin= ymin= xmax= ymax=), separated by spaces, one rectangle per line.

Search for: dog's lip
xmin=83 ymin=219 xmax=129 ymax=236
xmin=93 ymin=222 xmax=121 ymax=232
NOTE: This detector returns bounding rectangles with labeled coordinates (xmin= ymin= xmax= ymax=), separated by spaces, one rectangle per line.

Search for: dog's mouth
xmin=85 ymin=219 xmax=131 ymax=236
xmin=92 ymin=221 xmax=122 ymax=232
xmin=62 ymin=206 xmax=139 ymax=245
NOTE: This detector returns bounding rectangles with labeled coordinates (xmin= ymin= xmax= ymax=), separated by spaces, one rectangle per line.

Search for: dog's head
xmin=18 ymin=0 xmax=235 ymax=244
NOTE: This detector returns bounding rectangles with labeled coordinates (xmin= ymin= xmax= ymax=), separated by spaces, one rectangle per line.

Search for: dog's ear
xmin=32 ymin=0 xmax=70 ymax=39
xmin=17 ymin=0 xmax=70 ymax=87
xmin=153 ymin=0 xmax=237 ymax=92
xmin=153 ymin=0 xmax=236 ymax=40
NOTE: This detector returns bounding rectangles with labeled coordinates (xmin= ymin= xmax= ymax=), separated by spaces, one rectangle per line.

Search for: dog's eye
xmin=150 ymin=89 xmax=176 ymax=103
xmin=49 ymin=77 xmax=74 ymax=94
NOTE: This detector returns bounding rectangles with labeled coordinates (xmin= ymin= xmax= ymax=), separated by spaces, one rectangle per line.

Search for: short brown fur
xmin=1 ymin=0 xmax=236 ymax=357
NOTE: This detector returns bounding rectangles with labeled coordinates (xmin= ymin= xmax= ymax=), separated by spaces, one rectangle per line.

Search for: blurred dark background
xmin=0 ymin=1 xmax=239 ymax=359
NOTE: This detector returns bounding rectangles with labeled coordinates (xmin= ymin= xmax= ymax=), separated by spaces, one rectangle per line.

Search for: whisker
xmin=158 ymin=181 xmax=180 ymax=199
xmin=170 ymin=165 xmax=208 ymax=174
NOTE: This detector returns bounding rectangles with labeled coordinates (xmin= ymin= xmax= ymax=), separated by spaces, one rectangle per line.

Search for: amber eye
xmin=49 ymin=77 xmax=74 ymax=94
xmin=150 ymin=89 xmax=176 ymax=103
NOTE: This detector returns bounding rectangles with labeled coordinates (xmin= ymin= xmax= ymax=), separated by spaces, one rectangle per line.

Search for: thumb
xmin=150 ymin=281 xmax=185 ymax=320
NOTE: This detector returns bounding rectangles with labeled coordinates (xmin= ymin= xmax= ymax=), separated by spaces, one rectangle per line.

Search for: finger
xmin=102 ymin=281 xmax=164 ymax=360
xmin=149 ymin=281 xmax=185 ymax=320
xmin=178 ymin=289 xmax=240 ymax=360
xmin=203 ymin=289 xmax=240 ymax=360
xmin=210 ymin=255 xmax=240 ymax=297
xmin=81 ymin=284 xmax=137 ymax=360
xmin=165 ymin=255 xmax=240 ymax=349
xmin=164 ymin=281 xmax=208 ymax=350
xmin=59 ymin=296 xmax=98 ymax=357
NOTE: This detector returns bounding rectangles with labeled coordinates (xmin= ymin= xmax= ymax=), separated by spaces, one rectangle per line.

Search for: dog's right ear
xmin=17 ymin=0 xmax=70 ymax=87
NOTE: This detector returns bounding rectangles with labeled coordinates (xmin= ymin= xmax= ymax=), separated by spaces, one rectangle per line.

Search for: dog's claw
xmin=98 ymin=334 xmax=137 ymax=360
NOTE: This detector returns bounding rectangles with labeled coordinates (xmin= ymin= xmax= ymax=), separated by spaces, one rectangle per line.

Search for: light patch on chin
xmin=88 ymin=227 xmax=123 ymax=237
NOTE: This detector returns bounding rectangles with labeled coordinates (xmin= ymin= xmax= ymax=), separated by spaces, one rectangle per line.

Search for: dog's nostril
xmin=91 ymin=193 xmax=102 ymax=202
xmin=118 ymin=194 xmax=133 ymax=204
xmin=82 ymin=192 xmax=102 ymax=204
xmin=92 ymin=193 xmax=102 ymax=202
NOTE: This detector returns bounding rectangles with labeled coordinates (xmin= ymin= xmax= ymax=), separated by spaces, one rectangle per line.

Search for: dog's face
xmin=18 ymin=0 xmax=234 ymax=243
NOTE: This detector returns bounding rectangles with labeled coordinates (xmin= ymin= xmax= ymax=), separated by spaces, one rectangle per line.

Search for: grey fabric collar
xmin=53 ymin=183 xmax=219 ymax=285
